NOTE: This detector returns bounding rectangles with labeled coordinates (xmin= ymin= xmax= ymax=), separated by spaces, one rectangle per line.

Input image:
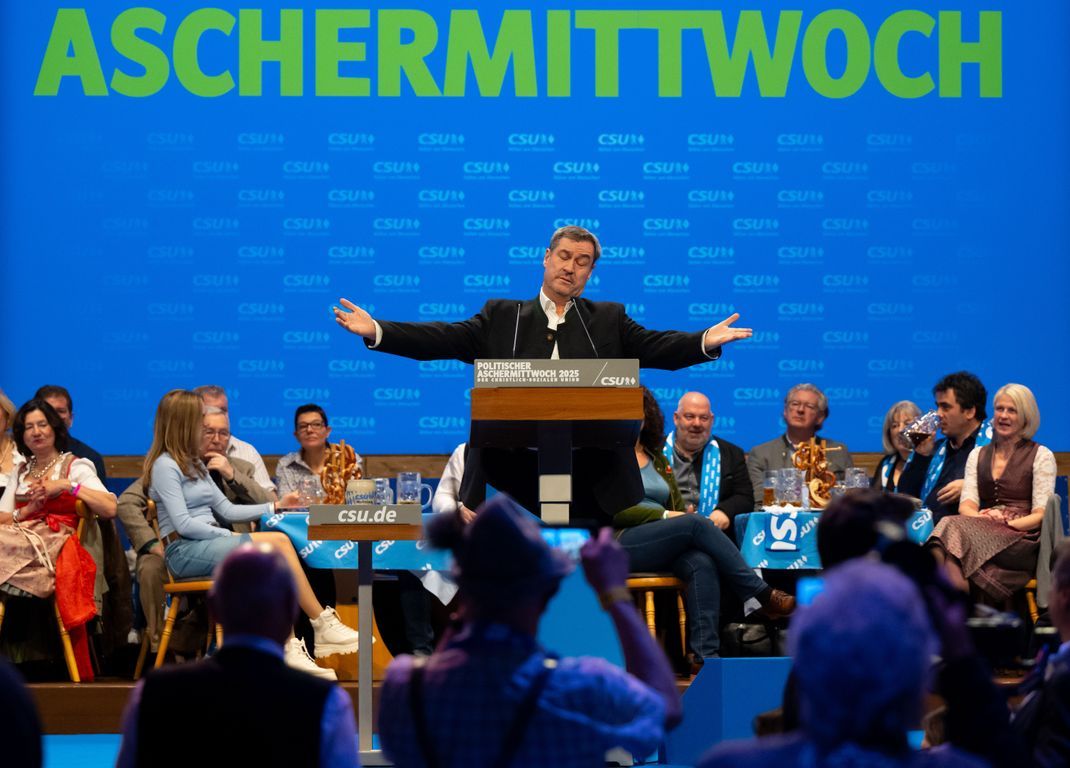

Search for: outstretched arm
xmin=333 ymin=298 xmax=378 ymax=341
xmin=702 ymin=313 xmax=753 ymax=354
xmin=333 ymin=297 xmax=487 ymax=362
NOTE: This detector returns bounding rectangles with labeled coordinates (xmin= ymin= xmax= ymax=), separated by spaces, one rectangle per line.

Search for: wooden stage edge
xmin=30 ymin=678 xmax=695 ymax=735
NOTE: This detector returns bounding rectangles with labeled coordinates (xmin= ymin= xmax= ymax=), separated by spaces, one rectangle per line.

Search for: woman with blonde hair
xmin=0 ymin=389 xmax=17 ymax=499
xmin=928 ymin=383 xmax=1056 ymax=601
xmin=144 ymin=389 xmax=359 ymax=677
xmin=870 ymin=400 xmax=936 ymax=494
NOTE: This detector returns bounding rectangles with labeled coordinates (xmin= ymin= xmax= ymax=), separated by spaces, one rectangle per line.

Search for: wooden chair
xmin=135 ymin=500 xmax=220 ymax=677
xmin=1024 ymin=578 xmax=1040 ymax=624
xmin=0 ymin=499 xmax=95 ymax=683
xmin=625 ymin=573 xmax=687 ymax=658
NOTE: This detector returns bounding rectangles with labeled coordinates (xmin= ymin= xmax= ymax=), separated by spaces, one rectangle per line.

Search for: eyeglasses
xmin=203 ymin=429 xmax=230 ymax=439
xmin=787 ymin=400 xmax=819 ymax=412
xmin=296 ymin=421 xmax=326 ymax=432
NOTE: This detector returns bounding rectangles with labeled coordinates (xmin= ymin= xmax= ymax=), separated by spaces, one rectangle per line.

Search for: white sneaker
xmin=310 ymin=606 xmax=360 ymax=658
xmin=284 ymin=637 xmax=337 ymax=680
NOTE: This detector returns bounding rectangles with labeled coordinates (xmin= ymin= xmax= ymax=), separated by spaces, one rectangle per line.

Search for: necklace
xmin=26 ymin=453 xmax=62 ymax=480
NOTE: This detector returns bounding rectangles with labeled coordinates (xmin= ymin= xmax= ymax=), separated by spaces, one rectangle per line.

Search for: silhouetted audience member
xmin=1012 ymin=540 xmax=1070 ymax=767
xmin=699 ymin=559 xmax=985 ymax=768
xmin=116 ymin=543 xmax=359 ymax=768
xmin=379 ymin=495 xmax=682 ymax=767
xmin=0 ymin=657 xmax=42 ymax=768
xmin=809 ymin=489 xmax=1022 ymax=768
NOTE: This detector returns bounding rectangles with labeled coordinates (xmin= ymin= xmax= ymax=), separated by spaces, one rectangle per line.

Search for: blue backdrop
xmin=2 ymin=2 xmax=1067 ymax=455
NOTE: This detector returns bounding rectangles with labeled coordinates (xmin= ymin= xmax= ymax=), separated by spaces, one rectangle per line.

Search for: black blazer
xmin=371 ymin=296 xmax=719 ymax=519
xmin=372 ymin=296 xmax=715 ymax=369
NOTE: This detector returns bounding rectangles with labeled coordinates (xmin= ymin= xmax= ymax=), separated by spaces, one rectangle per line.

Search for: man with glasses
xmin=746 ymin=383 xmax=854 ymax=509
xmin=193 ymin=384 xmax=276 ymax=499
xmin=664 ymin=392 xmax=753 ymax=541
xmin=117 ymin=406 xmax=275 ymax=652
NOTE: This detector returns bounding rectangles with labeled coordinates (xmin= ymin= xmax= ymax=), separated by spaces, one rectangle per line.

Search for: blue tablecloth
xmin=260 ymin=511 xmax=451 ymax=570
xmin=259 ymin=511 xmax=592 ymax=571
xmin=734 ymin=507 xmax=934 ymax=570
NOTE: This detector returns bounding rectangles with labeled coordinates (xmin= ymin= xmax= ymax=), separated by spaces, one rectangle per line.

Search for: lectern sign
xmin=474 ymin=359 xmax=640 ymax=388
xmin=309 ymin=504 xmax=424 ymax=527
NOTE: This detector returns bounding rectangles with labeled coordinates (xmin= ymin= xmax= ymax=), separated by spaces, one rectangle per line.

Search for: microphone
xmin=511 ymin=302 xmax=521 ymax=358
xmin=570 ymin=293 xmax=599 ymax=359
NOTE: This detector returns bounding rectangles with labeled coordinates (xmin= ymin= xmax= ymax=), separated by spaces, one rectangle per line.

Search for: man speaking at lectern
xmin=333 ymin=225 xmax=751 ymax=521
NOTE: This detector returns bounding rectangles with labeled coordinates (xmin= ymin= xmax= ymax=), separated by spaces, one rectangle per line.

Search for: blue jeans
xmin=618 ymin=515 xmax=767 ymax=657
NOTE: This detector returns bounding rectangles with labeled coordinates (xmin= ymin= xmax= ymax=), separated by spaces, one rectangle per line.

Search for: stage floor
xmin=42 ymin=734 xmax=695 ymax=768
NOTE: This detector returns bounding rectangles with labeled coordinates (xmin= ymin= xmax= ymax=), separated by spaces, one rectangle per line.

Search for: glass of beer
xmin=762 ymin=470 xmax=778 ymax=508
xmin=901 ymin=410 xmax=939 ymax=447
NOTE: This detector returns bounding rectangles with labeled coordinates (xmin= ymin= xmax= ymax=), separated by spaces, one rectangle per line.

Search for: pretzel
xmin=319 ymin=440 xmax=362 ymax=503
xmin=792 ymin=438 xmax=837 ymax=509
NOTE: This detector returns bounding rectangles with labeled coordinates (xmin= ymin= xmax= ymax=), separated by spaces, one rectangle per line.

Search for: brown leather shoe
xmin=758 ymin=589 xmax=796 ymax=620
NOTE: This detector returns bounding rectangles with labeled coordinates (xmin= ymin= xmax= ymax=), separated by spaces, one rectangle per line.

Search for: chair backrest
xmin=74 ymin=499 xmax=93 ymax=543
xmin=144 ymin=499 xmax=177 ymax=586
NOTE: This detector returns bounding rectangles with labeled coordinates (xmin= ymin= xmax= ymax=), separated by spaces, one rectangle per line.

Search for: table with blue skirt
xmin=258 ymin=510 xmax=623 ymax=663
xmin=733 ymin=507 xmax=935 ymax=570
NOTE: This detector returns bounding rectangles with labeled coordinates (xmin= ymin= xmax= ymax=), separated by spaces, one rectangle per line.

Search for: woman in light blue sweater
xmin=144 ymin=389 xmax=359 ymax=676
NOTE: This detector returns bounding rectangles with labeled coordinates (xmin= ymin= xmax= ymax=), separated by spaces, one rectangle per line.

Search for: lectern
xmin=471 ymin=359 xmax=643 ymax=523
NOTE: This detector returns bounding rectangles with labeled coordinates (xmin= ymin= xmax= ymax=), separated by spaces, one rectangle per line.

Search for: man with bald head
xmin=117 ymin=544 xmax=359 ymax=768
xmin=664 ymin=392 xmax=754 ymax=540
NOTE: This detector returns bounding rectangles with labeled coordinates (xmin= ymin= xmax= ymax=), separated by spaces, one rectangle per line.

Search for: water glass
xmin=397 ymin=471 xmax=433 ymax=508
xmin=373 ymin=477 xmax=394 ymax=505
xmin=777 ymin=468 xmax=804 ymax=506
xmin=296 ymin=476 xmax=323 ymax=507
xmin=845 ymin=467 xmax=870 ymax=489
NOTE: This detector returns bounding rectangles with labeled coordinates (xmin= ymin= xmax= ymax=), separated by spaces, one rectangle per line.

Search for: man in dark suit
xmin=116 ymin=544 xmax=359 ymax=768
xmin=663 ymin=391 xmax=752 ymax=541
xmin=1013 ymin=541 xmax=1070 ymax=767
xmin=334 ymin=225 xmax=751 ymax=521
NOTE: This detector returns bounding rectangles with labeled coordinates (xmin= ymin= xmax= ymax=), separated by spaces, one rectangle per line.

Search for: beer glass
xmin=397 ymin=471 xmax=433 ymax=508
xmin=762 ymin=470 xmax=778 ymax=508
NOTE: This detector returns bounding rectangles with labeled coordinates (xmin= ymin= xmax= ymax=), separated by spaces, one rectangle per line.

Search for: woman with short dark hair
xmin=0 ymin=399 xmax=116 ymax=596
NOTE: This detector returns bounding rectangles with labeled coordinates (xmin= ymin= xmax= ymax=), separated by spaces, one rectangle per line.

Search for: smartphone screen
xmin=797 ymin=576 xmax=825 ymax=606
